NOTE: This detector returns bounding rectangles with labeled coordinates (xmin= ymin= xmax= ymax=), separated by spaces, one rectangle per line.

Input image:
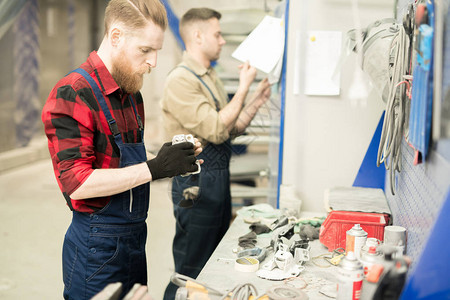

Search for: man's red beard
xmin=111 ymin=53 xmax=150 ymax=94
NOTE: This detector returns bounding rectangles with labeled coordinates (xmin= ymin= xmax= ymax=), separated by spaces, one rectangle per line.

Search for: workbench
xmin=196 ymin=210 xmax=340 ymax=299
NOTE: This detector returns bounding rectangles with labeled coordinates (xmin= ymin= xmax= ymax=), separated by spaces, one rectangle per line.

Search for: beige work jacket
xmin=160 ymin=52 xmax=230 ymax=147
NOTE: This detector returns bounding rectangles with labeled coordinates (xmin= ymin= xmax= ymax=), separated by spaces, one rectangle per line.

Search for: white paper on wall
xmin=304 ymin=31 xmax=342 ymax=96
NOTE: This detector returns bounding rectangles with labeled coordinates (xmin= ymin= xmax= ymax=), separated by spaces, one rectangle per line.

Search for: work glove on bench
xmin=147 ymin=142 xmax=198 ymax=180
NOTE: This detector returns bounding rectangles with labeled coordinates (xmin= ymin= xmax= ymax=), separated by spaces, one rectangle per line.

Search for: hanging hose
xmin=376 ymin=25 xmax=410 ymax=195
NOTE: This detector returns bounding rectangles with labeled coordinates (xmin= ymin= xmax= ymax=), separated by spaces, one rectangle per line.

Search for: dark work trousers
xmin=163 ymin=141 xmax=232 ymax=300
xmin=62 ymin=68 xmax=150 ymax=300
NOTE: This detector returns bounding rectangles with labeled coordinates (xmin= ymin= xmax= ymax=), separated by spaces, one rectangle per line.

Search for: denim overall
xmin=164 ymin=66 xmax=232 ymax=300
xmin=62 ymin=68 xmax=150 ymax=300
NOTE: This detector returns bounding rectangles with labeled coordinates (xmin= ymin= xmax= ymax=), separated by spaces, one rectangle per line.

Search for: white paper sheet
xmin=232 ymin=16 xmax=285 ymax=74
xmin=304 ymin=31 xmax=342 ymax=96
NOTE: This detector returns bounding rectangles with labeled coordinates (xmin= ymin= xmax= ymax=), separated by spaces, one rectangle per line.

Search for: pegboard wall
xmin=385 ymin=141 xmax=450 ymax=271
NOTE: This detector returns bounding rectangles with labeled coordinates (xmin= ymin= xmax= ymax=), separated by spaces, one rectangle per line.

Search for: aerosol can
xmin=360 ymin=246 xmax=383 ymax=277
xmin=346 ymin=224 xmax=367 ymax=259
xmin=337 ymin=251 xmax=364 ymax=300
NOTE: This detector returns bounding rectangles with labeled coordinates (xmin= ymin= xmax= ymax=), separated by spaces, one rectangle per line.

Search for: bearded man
xmin=41 ymin=1 xmax=202 ymax=299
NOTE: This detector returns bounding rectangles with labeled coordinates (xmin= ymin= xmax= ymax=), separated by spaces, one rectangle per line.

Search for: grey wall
xmin=0 ymin=29 xmax=15 ymax=153
xmin=0 ymin=0 xmax=99 ymax=153
xmin=39 ymin=0 xmax=97 ymax=125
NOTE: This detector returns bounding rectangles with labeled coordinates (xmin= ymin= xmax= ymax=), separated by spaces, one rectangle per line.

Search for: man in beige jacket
xmin=160 ymin=7 xmax=271 ymax=299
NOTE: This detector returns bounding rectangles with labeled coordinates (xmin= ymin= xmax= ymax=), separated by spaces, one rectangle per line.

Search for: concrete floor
xmin=0 ymin=158 xmax=176 ymax=300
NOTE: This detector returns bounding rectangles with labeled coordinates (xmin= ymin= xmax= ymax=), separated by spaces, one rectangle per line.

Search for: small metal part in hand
xmin=171 ymin=134 xmax=201 ymax=176
xmin=172 ymin=134 xmax=195 ymax=144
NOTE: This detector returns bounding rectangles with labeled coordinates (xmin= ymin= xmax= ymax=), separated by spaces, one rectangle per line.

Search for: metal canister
xmin=360 ymin=246 xmax=383 ymax=277
xmin=345 ymin=224 xmax=368 ymax=259
xmin=361 ymin=237 xmax=380 ymax=252
xmin=336 ymin=251 xmax=364 ymax=300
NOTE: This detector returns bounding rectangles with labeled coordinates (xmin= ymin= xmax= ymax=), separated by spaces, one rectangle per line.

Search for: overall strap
xmin=128 ymin=95 xmax=144 ymax=132
xmin=72 ymin=68 xmax=120 ymax=137
xmin=178 ymin=65 xmax=221 ymax=112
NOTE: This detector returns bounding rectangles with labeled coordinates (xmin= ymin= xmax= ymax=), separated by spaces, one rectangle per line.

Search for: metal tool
xmin=171 ymin=273 xmax=222 ymax=300
xmin=237 ymin=247 xmax=267 ymax=263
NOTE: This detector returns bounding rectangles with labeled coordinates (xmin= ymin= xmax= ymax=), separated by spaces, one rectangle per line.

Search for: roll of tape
xmin=266 ymin=285 xmax=308 ymax=300
xmin=234 ymin=257 xmax=259 ymax=272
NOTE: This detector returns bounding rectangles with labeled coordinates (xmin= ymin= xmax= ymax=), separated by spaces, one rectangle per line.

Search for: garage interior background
xmin=0 ymin=0 xmax=449 ymax=298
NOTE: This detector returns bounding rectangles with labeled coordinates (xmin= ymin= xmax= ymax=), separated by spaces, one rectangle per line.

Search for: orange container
xmin=319 ymin=210 xmax=390 ymax=252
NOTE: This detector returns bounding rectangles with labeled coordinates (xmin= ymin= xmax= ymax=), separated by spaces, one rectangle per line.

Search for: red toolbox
xmin=319 ymin=210 xmax=390 ymax=251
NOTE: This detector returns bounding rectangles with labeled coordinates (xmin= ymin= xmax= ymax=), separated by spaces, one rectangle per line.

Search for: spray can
xmin=361 ymin=238 xmax=380 ymax=254
xmin=360 ymin=246 xmax=383 ymax=277
xmin=337 ymin=251 xmax=364 ymax=300
xmin=346 ymin=224 xmax=367 ymax=259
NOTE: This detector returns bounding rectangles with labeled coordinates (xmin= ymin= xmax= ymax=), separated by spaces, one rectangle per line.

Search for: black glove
xmin=299 ymin=224 xmax=320 ymax=240
xmin=146 ymin=142 xmax=198 ymax=180
xmin=249 ymin=223 xmax=271 ymax=235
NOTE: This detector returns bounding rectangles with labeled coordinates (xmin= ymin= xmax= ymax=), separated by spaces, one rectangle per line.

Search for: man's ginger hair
xmin=104 ymin=0 xmax=168 ymax=35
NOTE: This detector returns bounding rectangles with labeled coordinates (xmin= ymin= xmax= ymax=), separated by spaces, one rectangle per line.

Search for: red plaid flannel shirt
xmin=42 ymin=51 xmax=145 ymax=213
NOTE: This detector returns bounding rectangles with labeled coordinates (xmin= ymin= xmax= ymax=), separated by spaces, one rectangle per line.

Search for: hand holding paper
xmin=238 ymin=61 xmax=257 ymax=90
